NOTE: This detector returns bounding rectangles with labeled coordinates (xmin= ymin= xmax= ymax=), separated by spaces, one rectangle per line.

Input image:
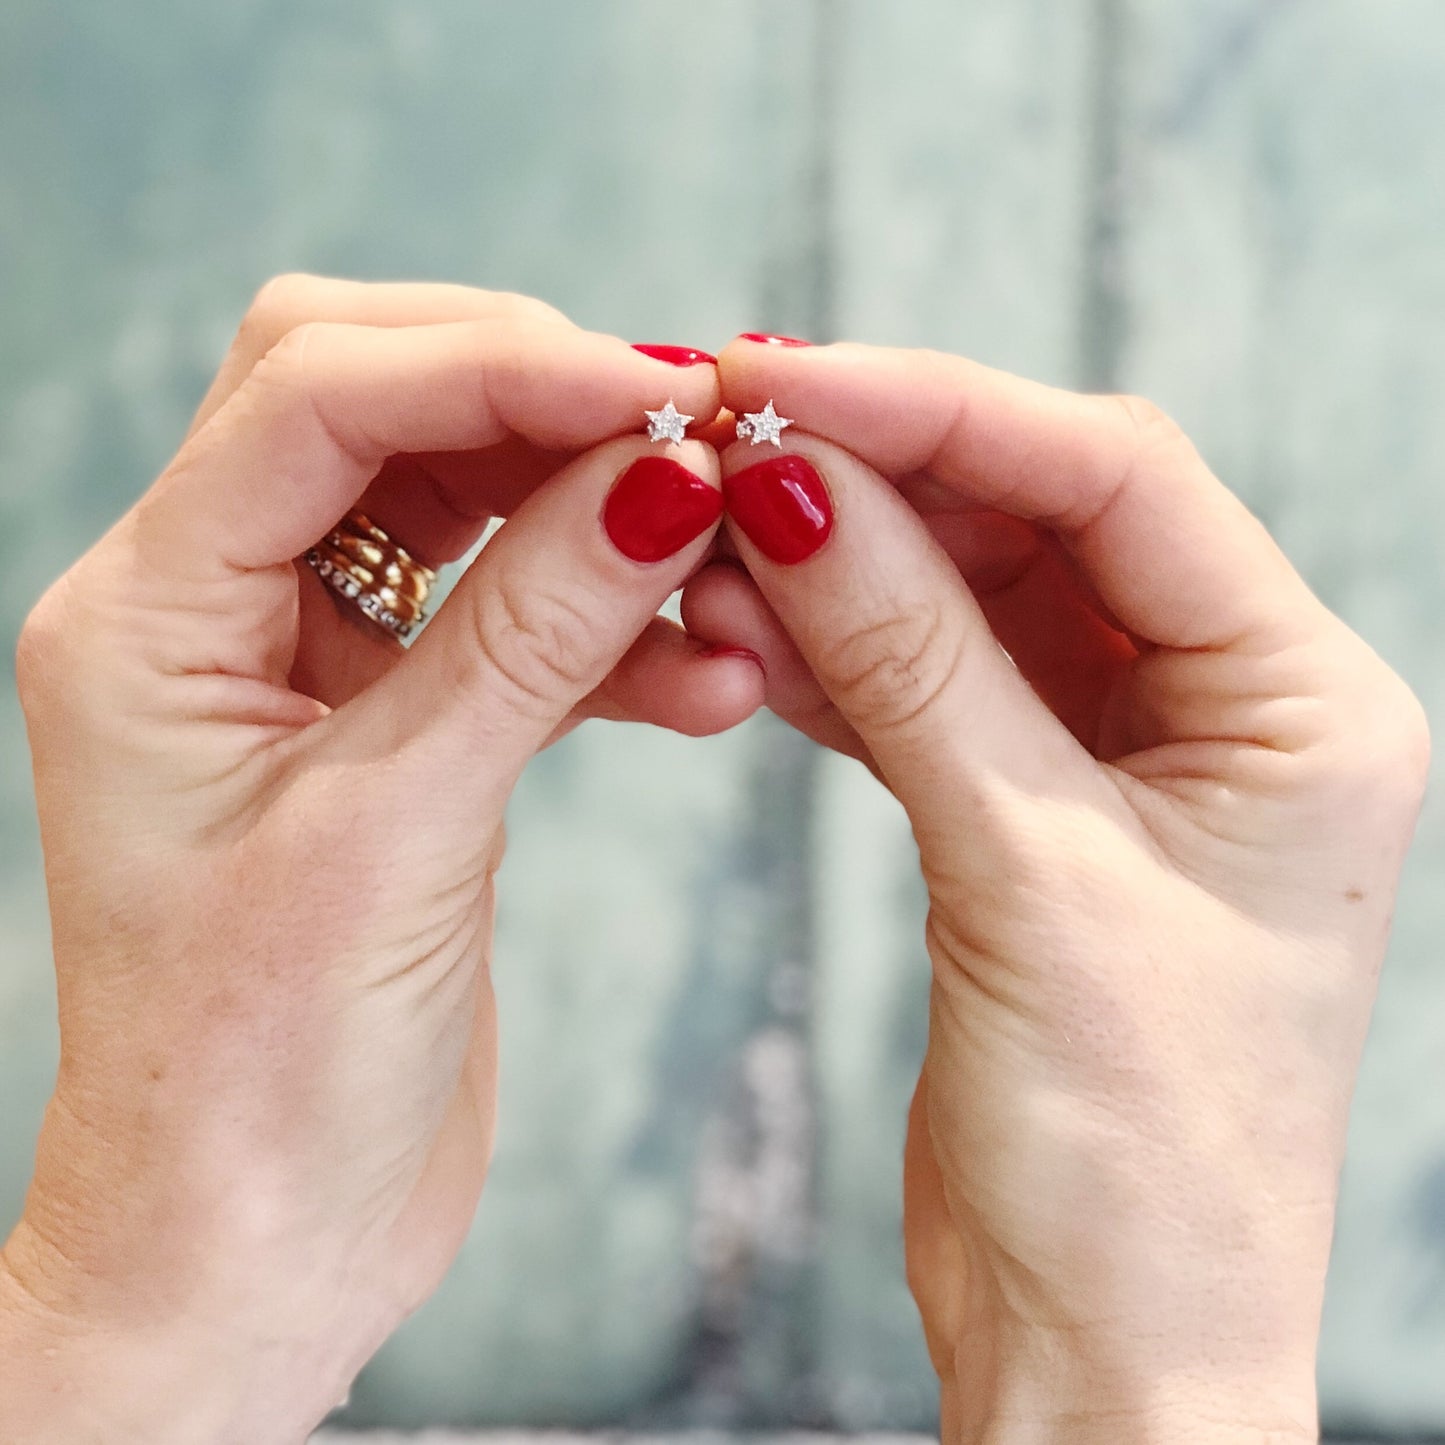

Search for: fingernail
xmin=632 ymin=343 xmax=718 ymax=367
xmin=738 ymin=332 xmax=812 ymax=348
xmin=604 ymin=456 xmax=724 ymax=564
xmin=723 ymin=454 xmax=833 ymax=565
xmin=699 ymin=644 xmax=767 ymax=678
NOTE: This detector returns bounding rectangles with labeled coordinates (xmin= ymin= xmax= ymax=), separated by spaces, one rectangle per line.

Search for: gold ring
xmin=305 ymin=512 xmax=437 ymax=641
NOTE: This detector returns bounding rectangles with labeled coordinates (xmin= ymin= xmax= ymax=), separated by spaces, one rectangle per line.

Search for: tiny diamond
xmin=645 ymin=400 xmax=694 ymax=445
xmin=306 ymin=544 xmax=426 ymax=639
xmin=738 ymin=399 xmax=793 ymax=448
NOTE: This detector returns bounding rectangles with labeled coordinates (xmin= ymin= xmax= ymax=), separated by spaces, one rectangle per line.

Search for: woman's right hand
xmin=684 ymin=340 xmax=1429 ymax=1443
xmin=0 ymin=279 xmax=758 ymax=1444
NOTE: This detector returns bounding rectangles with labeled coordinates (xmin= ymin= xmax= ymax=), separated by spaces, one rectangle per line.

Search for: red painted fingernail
xmin=632 ymin=343 xmax=718 ymax=367
xmin=604 ymin=456 xmax=724 ymax=564
xmin=738 ymin=332 xmax=812 ymax=348
xmin=699 ymin=644 xmax=767 ymax=678
xmin=723 ymin=454 xmax=833 ymax=565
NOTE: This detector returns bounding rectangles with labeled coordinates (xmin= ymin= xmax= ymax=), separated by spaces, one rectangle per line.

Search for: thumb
xmin=718 ymin=433 xmax=1097 ymax=844
xmin=340 ymin=435 xmax=728 ymax=815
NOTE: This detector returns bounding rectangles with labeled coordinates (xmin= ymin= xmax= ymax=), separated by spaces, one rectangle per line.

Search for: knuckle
xmin=244 ymin=321 xmax=357 ymax=451
xmin=14 ymin=582 xmax=79 ymax=714
xmin=260 ymin=316 xmax=324 ymax=369
xmin=1107 ymin=392 xmax=1198 ymax=474
xmin=1110 ymin=391 xmax=1183 ymax=445
xmin=491 ymin=291 xmax=570 ymax=327
xmin=465 ymin=577 xmax=601 ymax=715
xmin=1265 ymin=637 xmax=1435 ymax=837
xmin=1395 ymin=686 xmax=1432 ymax=783
xmin=236 ymin=320 xmax=345 ymax=445
xmin=14 ymin=602 xmax=56 ymax=711
xmin=1350 ymin=667 xmax=1432 ymax=801
xmin=820 ymin=603 xmax=963 ymax=736
xmin=1309 ymin=625 xmax=1432 ymax=789
xmin=236 ymin=272 xmax=323 ymax=356
xmin=1074 ymin=394 xmax=1204 ymax=532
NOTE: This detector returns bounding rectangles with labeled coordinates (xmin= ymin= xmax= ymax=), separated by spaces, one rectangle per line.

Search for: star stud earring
xmin=736 ymin=400 xmax=793 ymax=448
xmin=645 ymin=400 xmax=694 ymax=445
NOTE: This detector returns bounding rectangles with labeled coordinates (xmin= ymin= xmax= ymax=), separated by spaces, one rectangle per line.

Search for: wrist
xmin=0 ymin=1214 xmax=379 ymax=1444
xmin=957 ymin=1337 xmax=1318 ymax=1445
xmin=974 ymin=1398 xmax=1317 ymax=1445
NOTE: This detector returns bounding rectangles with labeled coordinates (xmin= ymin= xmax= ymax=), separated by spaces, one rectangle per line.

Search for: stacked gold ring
xmin=305 ymin=512 xmax=437 ymax=641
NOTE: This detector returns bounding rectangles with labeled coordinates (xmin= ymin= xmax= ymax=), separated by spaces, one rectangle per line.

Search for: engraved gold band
xmin=305 ymin=512 xmax=436 ymax=641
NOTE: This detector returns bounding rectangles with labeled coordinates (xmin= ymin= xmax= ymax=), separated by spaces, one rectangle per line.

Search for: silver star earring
xmin=736 ymin=399 xmax=793 ymax=448
xmin=645 ymin=400 xmax=694 ymax=445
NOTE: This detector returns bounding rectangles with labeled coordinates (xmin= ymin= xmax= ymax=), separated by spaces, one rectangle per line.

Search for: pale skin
xmin=0 ymin=277 xmax=1429 ymax=1443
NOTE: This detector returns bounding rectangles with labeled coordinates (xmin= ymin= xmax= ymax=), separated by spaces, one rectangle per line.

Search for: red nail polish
xmin=632 ymin=343 xmax=718 ymax=367
xmin=604 ymin=456 xmax=724 ymax=564
xmin=738 ymin=332 xmax=812 ymax=348
xmin=699 ymin=644 xmax=767 ymax=677
xmin=723 ymin=454 xmax=833 ymax=565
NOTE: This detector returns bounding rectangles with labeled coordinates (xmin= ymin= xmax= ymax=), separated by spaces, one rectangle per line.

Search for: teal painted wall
xmin=1 ymin=2 xmax=1442 ymax=1432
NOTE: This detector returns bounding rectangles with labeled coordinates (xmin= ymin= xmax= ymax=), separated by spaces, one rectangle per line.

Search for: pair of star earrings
xmin=644 ymin=398 xmax=793 ymax=448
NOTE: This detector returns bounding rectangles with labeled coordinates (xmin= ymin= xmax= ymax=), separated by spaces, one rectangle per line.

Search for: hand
xmin=181 ymin=276 xmax=748 ymax=734
xmin=683 ymin=341 xmax=1429 ymax=1442
xmin=0 ymin=277 xmax=758 ymax=1443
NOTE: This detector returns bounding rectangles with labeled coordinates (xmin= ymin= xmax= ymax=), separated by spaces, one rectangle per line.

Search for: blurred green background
xmin=2 ymin=1 xmax=1442 ymax=1436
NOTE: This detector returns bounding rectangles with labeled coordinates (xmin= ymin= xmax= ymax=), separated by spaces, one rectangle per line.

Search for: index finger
xmin=718 ymin=340 xmax=1320 ymax=653
xmin=149 ymin=318 xmax=721 ymax=574
xmin=186 ymin=273 xmax=573 ymax=441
